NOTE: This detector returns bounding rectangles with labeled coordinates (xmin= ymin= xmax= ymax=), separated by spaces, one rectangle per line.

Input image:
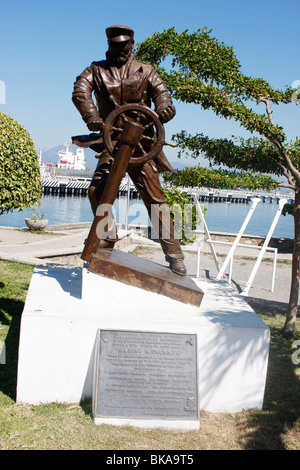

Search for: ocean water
xmin=0 ymin=194 xmax=294 ymax=239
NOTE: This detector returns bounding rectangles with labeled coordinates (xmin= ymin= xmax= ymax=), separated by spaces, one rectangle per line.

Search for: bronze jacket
xmin=72 ymin=53 xmax=175 ymax=172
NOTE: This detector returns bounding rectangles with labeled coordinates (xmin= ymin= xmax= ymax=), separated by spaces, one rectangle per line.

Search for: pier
xmin=185 ymin=187 xmax=294 ymax=204
xmin=41 ymin=178 xmax=294 ymax=204
xmin=42 ymin=179 xmax=142 ymax=199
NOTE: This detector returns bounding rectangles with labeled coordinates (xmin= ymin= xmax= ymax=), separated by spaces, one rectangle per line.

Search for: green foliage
xmin=174 ymin=131 xmax=286 ymax=177
xmin=0 ymin=112 xmax=42 ymax=215
xmin=163 ymin=187 xmax=204 ymax=244
xmin=136 ymin=27 xmax=291 ymax=144
xmin=164 ymin=166 xmax=278 ymax=192
xmin=136 ymin=28 xmax=299 ymax=191
xmin=286 ymin=138 xmax=300 ymax=170
xmin=282 ymin=202 xmax=294 ymax=217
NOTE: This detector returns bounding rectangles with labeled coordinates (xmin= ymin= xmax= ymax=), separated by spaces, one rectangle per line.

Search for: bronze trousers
xmin=88 ymin=154 xmax=184 ymax=261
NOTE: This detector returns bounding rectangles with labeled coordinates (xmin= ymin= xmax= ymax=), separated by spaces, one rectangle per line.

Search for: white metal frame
xmin=193 ymin=193 xmax=221 ymax=275
xmin=215 ymin=197 xmax=261 ymax=280
xmin=192 ymin=193 xmax=287 ymax=295
xmin=240 ymin=198 xmax=287 ymax=296
xmin=196 ymin=238 xmax=278 ymax=293
xmin=125 ymin=173 xmax=131 ymax=230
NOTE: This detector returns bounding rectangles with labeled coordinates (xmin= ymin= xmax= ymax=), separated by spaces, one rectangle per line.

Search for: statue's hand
xmin=157 ymin=104 xmax=176 ymax=123
xmin=87 ymin=119 xmax=104 ymax=132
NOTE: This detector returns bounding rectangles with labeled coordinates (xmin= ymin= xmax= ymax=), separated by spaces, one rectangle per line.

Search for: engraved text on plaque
xmin=93 ymin=330 xmax=198 ymax=421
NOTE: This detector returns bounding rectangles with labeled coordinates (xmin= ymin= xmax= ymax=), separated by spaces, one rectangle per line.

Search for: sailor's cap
xmin=105 ymin=24 xmax=134 ymax=42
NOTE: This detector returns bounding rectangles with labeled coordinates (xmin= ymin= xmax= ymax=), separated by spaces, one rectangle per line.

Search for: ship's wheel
xmin=103 ymin=100 xmax=165 ymax=166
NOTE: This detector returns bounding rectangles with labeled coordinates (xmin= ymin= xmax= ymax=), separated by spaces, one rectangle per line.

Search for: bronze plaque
xmin=93 ymin=329 xmax=198 ymax=420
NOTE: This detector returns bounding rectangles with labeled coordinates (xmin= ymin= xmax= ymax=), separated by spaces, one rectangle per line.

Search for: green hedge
xmin=0 ymin=112 xmax=42 ymax=214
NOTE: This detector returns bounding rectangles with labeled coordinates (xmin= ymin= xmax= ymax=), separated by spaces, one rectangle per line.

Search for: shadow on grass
xmin=239 ymin=298 xmax=300 ymax=450
xmin=0 ymin=298 xmax=24 ymax=401
xmin=247 ymin=297 xmax=300 ymax=315
xmin=80 ymin=398 xmax=93 ymax=418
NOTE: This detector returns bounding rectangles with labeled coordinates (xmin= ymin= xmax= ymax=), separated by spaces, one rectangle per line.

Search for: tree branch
xmin=278 ymin=182 xmax=296 ymax=190
xmin=272 ymin=140 xmax=300 ymax=186
xmin=260 ymin=97 xmax=273 ymax=123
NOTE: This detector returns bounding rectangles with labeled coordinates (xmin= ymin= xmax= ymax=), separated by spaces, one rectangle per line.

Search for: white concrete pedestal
xmin=17 ymin=266 xmax=270 ymax=425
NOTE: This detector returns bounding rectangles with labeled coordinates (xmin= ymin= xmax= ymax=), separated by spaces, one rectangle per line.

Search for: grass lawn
xmin=0 ymin=259 xmax=299 ymax=450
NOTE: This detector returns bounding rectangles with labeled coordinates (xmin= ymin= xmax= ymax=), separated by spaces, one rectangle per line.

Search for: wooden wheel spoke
xmin=144 ymin=122 xmax=155 ymax=131
xmin=111 ymin=126 xmax=123 ymax=133
xmin=119 ymin=113 xmax=129 ymax=123
xmin=141 ymin=134 xmax=156 ymax=143
xmin=135 ymin=112 xmax=142 ymax=123
xmin=137 ymin=143 xmax=147 ymax=155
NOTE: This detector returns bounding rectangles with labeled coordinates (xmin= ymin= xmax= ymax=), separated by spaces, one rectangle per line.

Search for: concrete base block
xmin=93 ymin=417 xmax=200 ymax=431
xmin=17 ymin=266 xmax=270 ymax=417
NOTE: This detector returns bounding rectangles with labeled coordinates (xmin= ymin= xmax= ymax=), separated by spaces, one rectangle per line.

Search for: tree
xmin=163 ymin=187 xmax=203 ymax=244
xmin=0 ymin=112 xmax=42 ymax=215
xmin=136 ymin=28 xmax=299 ymax=336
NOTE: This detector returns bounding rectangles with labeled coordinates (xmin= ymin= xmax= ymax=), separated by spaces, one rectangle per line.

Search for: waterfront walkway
xmin=0 ymin=223 xmax=296 ymax=309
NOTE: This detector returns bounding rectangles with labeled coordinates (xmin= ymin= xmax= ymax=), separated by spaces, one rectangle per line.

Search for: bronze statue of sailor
xmin=72 ymin=25 xmax=187 ymax=276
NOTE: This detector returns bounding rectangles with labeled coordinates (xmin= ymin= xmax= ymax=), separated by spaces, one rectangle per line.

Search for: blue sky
xmin=0 ymin=0 xmax=299 ymax=165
